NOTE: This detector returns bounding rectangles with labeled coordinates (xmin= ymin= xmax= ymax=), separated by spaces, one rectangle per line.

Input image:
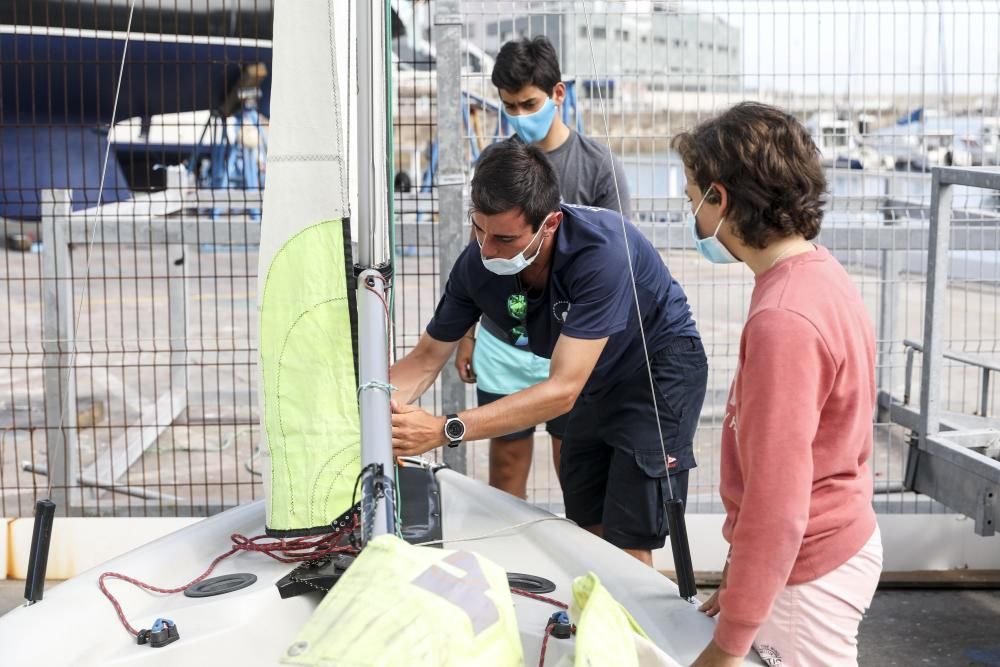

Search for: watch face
xmin=445 ymin=419 xmax=465 ymax=440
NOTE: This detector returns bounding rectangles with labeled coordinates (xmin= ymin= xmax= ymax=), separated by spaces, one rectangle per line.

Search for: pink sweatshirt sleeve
xmin=714 ymin=308 xmax=837 ymax=656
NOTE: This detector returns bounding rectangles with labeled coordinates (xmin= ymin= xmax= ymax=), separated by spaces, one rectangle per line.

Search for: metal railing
xmin=902 ymin=338 xmax=998 ymax=419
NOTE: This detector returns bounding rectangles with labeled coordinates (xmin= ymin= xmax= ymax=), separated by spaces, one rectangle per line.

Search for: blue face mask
xmin=503 ymin=97 xmax=557 ymax=144
xmin=688 ymin=187 xmax=740 ymax=264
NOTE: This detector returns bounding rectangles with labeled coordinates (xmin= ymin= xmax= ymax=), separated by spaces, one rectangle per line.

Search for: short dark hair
xmin=491 ymin=36 xmax=562 ymax=94
xmin=672 ymin=102 xmax=827 ymax=249
xmin=471 ymin=141 xmax=561 ymax=231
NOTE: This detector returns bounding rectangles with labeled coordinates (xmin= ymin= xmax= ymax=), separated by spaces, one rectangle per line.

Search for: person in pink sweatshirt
xmin=675 ymin=102 xmax=884 ymax=667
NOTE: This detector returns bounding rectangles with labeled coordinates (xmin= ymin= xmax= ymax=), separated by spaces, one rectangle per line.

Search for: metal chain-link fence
xmin=2 ymin=0 xmax=998 ymax=518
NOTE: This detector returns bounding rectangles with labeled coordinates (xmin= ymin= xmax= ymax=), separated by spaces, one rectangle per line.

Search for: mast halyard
xmin=355 ymin=0 xmax=398 ymax=542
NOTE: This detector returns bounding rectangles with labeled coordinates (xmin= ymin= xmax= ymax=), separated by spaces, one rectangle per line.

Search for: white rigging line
xmin=49 ymin=1 xmax=136 ymax=501
xmin=414 ymin=516 xmax=576 ymax=548
xmin=581 ymin=7 xmax=676 ymax=501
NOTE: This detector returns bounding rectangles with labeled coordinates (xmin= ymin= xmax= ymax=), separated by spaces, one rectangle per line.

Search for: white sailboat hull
xmin=0 ymin=469 xmax=759 ymax=665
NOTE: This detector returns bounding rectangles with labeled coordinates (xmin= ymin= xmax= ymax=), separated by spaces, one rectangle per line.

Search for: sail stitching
xmin=269 ymin=154 xmax=347 ymax=163
xmin=326 ymin=0 xmax=349 ymax=213
xmin=273 ymin=295 xmax=356 ymax=517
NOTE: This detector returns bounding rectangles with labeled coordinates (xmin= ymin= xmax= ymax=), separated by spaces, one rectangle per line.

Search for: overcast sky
xmin=692 ymin=0 xmax=1000 ymax=96
xmin=399 ymin=1 xmax=1000 ymax=97
xmin=518 ymin=1 xmax=1000 ymax=96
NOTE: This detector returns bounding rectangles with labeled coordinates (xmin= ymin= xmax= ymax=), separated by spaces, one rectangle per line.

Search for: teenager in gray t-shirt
xmin=454 ymin=36 xmax=631 ymax=500
xmin=544 ymin=129 xmax=631 ymax=220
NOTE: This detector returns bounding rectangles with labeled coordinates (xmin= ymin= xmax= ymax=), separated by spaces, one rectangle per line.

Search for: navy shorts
xmin=560 ymin=337 xmax=708 ymax=550
xmin=476 ymin=388 xmax=569 ymax=441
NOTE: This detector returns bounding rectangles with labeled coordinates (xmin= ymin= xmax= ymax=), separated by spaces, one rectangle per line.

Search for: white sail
xmin=258 ymin=1 xmax=349 ymax=249
xmin=257 ymin=0 xmax=360 ymax=536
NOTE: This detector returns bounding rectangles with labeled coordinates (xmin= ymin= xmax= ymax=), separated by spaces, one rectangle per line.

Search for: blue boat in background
xmin=0 ymin=1 xmax=274 ymax=222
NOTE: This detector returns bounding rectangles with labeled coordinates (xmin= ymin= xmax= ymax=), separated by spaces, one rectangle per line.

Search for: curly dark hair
xmin=672 ymin=102 xmax=827 ymax=249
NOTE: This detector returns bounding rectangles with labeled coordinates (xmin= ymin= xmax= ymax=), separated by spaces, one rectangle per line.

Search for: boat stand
xmin=878 ymin=166 xmax=1000 ymax=536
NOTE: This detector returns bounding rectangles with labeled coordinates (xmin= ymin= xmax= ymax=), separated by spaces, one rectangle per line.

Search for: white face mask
xmin=478 ymin=214 xmax=550 ymax=276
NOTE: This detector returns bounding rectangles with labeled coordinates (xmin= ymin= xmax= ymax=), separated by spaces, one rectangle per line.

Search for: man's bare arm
xmin=459 ymin=334 xmax=607 ymax=441
xmin=389 ymin=332 xmax=458 ymax=404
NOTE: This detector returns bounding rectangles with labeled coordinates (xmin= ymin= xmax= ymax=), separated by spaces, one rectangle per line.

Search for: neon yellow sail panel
xmin=259 ymin=221 xmax=359 ymax=534
xmin=564 ymin=573 xmax=681 ymax=667
xmin=281 ymin=535 xmax=523 ymax=666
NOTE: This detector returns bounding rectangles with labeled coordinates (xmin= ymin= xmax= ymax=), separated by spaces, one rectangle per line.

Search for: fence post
xmin=165 ymin=168 xmax=191 ymax=423
xmin=876 ymin=240 xmax=901 ymax=393
xmin=434 ymin=0 xmax=467 ymax=474
xmin=918 ymin=169 xmax=953 ymax=448
xmin=40 ymin=189 xmax=77 ymax=515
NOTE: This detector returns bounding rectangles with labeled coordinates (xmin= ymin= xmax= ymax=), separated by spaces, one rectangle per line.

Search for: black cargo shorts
xmin=560 ymin=336 xmax=708 ymax=550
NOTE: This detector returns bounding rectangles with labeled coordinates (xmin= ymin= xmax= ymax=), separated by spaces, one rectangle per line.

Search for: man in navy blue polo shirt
xmin=390 ymin=140 xmax=707 ymax=565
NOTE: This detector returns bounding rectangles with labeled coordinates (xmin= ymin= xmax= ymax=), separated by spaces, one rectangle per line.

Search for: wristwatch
xmin=443 ymin=413 xmax=466 ymax=448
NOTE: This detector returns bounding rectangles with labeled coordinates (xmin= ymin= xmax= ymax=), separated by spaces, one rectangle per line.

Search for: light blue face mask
xmin=503 ymin=97 xmax=557 ymax=144
xmin=688 ymin=187 xmax=740 ymax=264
